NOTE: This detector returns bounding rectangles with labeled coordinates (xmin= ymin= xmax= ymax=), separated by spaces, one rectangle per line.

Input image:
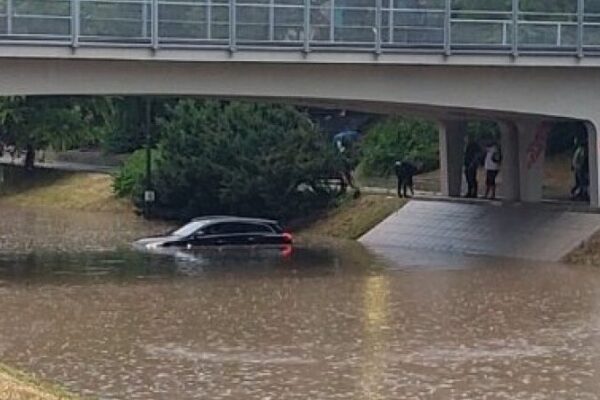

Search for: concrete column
xmin=498 ymin=121 xmax=520 ymax=201
xmin=585 ymin=121 xmax=599 ymax=208
xmin=438 ymin=120 xmax=466 ymax=197
xmin=515 ymin=119 xmax=550 ymax=203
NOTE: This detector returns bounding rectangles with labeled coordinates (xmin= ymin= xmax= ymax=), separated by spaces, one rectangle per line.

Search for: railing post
xmin=443 ymin=0 xmax=451 ymax=55
xmin=229 ymin=0 xmax=237 ymax=51
xmin=375 ymin=0 xmax=382 ymax=54
xmin=329 ymin=0 xmax=335 ymax=42
xmin=511 ymin=0 xmax=519 ymax=56
xmin=151 ymin=0 xmax=159 ymax=49
xmin=71 ymin=0 xmax=80 ymax=48
xmin=207 ymin=0 xmax=212 ymax=40
xmin=140 ymin=1 xmax=148 ymax=38
xmin=303 ymin=0 xmax=310 ymax=52
xmin=6 ymin=0 xmax=12 ymax=35
xmin=142 ymin=0 xmax=148 ymax=38
xmin=269 ymin=0 xmax=275 ymax=41
xmin=578 ymin=0 xmax=585 ymax=58
xmin=388 ymin=0 xmax=393 ymax=44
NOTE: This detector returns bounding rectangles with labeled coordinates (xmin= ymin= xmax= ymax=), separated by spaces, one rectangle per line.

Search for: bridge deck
xmin=360 ymin=200 xmax=600 ymax=263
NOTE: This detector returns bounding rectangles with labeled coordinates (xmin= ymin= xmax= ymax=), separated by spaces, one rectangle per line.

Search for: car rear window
xmin=268 ymin=223 xmax=284 ymax=233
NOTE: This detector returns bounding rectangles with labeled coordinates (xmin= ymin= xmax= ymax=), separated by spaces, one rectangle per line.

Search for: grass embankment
xmin=0 ymin=167 xmax=131 ymax=213
xmin=301 ymin=194 xmax=406 ymax=240
xmin=0 ymin=363 xmax=79 ymax=400
xmin=564 ymin=231 xmax=600 ymax=266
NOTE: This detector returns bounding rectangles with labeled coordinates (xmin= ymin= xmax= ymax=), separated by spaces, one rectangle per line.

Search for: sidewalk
xmin=360 ymin=186 xmax=599 ymax=214
xmin=360 ymin=199 xmax=600 ymax=262
xmin=0 ymin=155 xmax=118 ymax=174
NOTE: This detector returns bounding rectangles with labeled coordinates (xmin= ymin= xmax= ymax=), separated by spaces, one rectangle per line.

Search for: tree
xmin=359 ymin=117 xmax=439 ymax=177
xmin=0 ymin=96 xmax=104 ymax=169
xmin=115 ymin=100 xmax=341 ymax=221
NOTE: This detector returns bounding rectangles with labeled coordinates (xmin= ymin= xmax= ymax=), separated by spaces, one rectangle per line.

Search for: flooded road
xmin=1 ymin=205 xmax=600 ymax=399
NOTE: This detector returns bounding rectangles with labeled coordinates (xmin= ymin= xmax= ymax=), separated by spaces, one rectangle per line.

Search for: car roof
xmin=191 ymin=216 xmax=280 ymax=225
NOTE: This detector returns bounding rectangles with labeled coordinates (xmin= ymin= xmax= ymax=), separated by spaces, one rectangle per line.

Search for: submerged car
xmin=135 ymin=216 xmax=293 ymax=250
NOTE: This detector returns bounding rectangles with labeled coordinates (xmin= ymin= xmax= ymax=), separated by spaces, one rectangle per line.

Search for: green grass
xmin=0 ymin=166 xmax=131 ymax=213
xmin=0 ymin=363 xmax=81 ymax=400
xmin=301 ymin=194 xmax=406 ymax=240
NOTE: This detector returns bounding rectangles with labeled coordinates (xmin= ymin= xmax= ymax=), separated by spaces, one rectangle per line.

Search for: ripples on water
xmin=0 ymin=205 xmax=600 ymax=399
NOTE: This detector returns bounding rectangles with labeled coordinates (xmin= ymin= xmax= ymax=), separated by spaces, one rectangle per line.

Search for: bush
xmin=113 ymin=148 xmax=160 ymax=198
xmin=359 ymin=117 xmax=439 ymax=177
xmin=118 ymin=100 xmax=341 ymax=221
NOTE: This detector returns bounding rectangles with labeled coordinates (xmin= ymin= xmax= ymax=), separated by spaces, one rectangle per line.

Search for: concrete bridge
xmin=3 ymin=1 xmax=600 ymax=206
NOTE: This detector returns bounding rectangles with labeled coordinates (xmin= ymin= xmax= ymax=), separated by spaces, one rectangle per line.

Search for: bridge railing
xmin=1 ymin=0 xmax=600 ymax=56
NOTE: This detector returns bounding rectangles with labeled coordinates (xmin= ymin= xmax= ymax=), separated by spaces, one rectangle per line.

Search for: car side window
xmin=204 ymin=222 xmax=273 ymax=235
xmin=246 ymin=224 xmax=272 ymax=233
xmin=203 ymin=223 xmax=224 ymax=235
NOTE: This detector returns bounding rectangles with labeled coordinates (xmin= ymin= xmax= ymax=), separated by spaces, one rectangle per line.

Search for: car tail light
xmin=282 ymin=232 xmax=293 ymax=243
xmin=281 ymin=244 xmax=293 ymax=258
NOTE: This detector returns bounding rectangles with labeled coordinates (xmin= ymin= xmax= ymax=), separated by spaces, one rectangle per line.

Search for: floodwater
xmin=1 ymin=205 xmax=600 ymax=399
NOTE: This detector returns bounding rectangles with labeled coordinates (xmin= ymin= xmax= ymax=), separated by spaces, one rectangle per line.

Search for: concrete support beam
xmin=585 ymin=121 xmax=599 ymax=207
xmin=439 ymin=120 xmax=466 ymax=197
xmin=515 ymin=119 xmax=549 ymax=203
xmin=498 ymin=121 xmax=520 ymax=201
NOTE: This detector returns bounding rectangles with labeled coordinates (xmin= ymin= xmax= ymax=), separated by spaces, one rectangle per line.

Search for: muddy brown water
xmin=0 ymin=205 xmax=600 ymax=399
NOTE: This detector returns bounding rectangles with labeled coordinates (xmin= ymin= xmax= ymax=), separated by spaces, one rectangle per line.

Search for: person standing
xmin=484 ymin=143 xmax=501 ymax=200
xmin=395 ymin=160 xmax=417 ymax=198
xmin=463 ymin=137 xmax=482 ymax=198
xmin=571 ymin=138 xmax=589 ymax=201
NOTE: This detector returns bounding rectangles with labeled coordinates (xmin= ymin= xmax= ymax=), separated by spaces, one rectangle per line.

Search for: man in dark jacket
xmin=395 ymin=160 xmax=418 ymax=198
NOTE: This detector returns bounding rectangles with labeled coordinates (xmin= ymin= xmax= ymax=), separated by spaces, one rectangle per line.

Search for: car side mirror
xmin=194 ymin=230 xmax=205 ymax=237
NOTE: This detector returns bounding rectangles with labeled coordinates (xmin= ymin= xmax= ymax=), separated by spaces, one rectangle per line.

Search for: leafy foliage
xmin=118 ymin=100 xmax=341 ymax=221
xmin=101 ymin=97 xmax=175 ymax=154
xmin=0 ymin=96 xmax=104 ymax=151
xmin=359 ymin=117 xmax=439 ymax=177
xmin=113 ymin=148 xmax=160 ymax=198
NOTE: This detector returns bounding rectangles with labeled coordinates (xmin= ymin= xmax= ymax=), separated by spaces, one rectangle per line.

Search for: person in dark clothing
xmin=395 ymin=160 xmax=417 ymax=198
xmin=571 ymin=138 xmax=589 ymax=201
xmin=463 ymin=137 xmax=482 ymax=198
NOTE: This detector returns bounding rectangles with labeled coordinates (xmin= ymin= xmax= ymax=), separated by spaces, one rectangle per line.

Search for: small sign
xmin=144 ymin=190 xmax=156 ymax=203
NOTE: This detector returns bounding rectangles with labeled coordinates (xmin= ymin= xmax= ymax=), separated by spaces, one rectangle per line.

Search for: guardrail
xmin=1 ymin=0 xmax=600 ymax=56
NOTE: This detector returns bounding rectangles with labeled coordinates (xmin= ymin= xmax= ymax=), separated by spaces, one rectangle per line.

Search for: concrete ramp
xmin=360 ymin=200 xmax=600 ymax=262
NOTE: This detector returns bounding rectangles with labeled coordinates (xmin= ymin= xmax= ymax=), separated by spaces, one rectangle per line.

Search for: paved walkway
xmin=360 ymin=200 xmax=600 ymax=262
xmin=0 ymin=155 xmax=117 ymax=174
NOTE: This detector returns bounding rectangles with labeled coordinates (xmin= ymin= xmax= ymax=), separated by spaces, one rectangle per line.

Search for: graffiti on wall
xmin=526 ymin=122 xmax=552 ymax=170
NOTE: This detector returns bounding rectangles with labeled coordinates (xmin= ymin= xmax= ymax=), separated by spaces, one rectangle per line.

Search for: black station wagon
xmin=135 ymin=216 xmax=293 ymax=250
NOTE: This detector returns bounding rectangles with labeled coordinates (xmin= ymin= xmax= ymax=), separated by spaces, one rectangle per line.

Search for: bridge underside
xmin=1 ymin=50 xmax=600 ymax=207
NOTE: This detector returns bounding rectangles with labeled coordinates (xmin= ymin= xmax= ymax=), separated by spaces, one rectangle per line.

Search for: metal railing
xmin=1 ymin=0 xmax=600 ymax=56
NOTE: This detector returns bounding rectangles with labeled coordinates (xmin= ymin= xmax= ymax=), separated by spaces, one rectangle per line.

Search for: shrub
xmin=359 ymin=117 xmax=439 ymax=177
xmin=113 ymin=148 xmax=160 ymax=198
xmin=117 ymin=100 xmax=341 ymax=221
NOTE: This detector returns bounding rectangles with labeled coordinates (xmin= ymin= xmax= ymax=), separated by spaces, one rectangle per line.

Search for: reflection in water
xmin=0 ymin=205 xmax=600 ymax=399
xmin=360 ymin=275 xmax=389 ymax=400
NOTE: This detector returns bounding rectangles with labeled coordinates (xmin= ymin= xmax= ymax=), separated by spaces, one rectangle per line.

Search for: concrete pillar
xmin=515 ymin=119 xmax=550 ymax=203
xmin=585 ymin=121 xmax=599 ymax=208
xmin=498 ymin=121 xmax=520 ymax=201
xmin=438 ymin=120 xmax=466 ymax=197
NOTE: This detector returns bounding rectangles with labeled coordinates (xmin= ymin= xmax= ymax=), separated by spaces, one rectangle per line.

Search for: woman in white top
xmin=484 ymin=143 xmax=501 ymax=200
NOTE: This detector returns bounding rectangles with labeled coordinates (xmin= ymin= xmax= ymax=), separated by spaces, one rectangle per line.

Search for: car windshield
xmin=171 ymin=221 xmax=210 ymax=237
